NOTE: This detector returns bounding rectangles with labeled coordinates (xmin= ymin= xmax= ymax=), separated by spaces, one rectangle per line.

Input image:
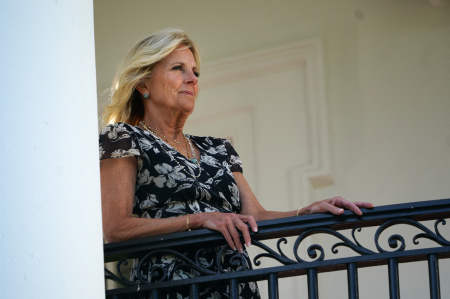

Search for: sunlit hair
xmin=102 ymin=29 xmax=201 ymax=125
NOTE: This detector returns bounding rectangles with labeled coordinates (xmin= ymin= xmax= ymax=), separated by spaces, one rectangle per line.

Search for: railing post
xmin=347 ymin=262 xmax=359 ymax=299
xmin=229 ymin=279 xmax=239 ymax=299
xmin=268 ymin=273 xmax=279 ymax=299
xmin=428 ymin=254 xmax=441 ymax=299
xmin=307 ymin=268 xmax=319 ymax=299
xmin=388 ymin=258 xmax=400 ymax=299
xmin=190 ymin=283 xmax=199 ymax=299
xmin=150 ymin=289 xmax=160 ymax=299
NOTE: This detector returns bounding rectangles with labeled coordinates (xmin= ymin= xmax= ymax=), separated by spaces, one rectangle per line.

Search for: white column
xmin=0 ymin=1 xmax=105 ymax=298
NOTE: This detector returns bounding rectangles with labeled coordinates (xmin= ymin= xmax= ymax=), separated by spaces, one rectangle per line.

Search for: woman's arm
xmin=101 ymin=157 xmax=257 ymax=252
xmin=234 ymin=172 xmax=373 ymax=221
xmin=101 ymin=157 xmax=191 ymax=242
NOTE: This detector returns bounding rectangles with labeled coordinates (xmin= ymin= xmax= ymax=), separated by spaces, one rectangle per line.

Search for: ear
xmin=135 ymin=80 xmax=148 ymax=95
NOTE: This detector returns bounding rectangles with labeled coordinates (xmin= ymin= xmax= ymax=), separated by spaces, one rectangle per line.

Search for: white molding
xmin=287 ymin=40 xmax=333 ymax=206
xmin=201 ymin=38 xmax=322 ymax=90
xmin=201 ymin=39 xmax=332 ymax=206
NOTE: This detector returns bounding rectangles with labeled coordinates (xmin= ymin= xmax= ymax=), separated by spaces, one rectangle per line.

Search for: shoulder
xmin=99 ymin=122 xmax=146 ymax=140
xmin=100 ymin=122 xmax=135 ymax=136
xmin=99 ymin=123 xmax=144 ymax=160
xmin=188 ymin=135 xmax=236 ymax=157
xmin=188 ymin=135 xmax=229 ymax=147
xmin=188 ymin=135 xmax=232 ymax=152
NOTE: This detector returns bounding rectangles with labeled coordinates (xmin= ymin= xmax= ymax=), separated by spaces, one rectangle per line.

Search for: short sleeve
xmin=224 ymin=140 xmax=243 ymax=173
xmin=99 ymin=123 xmax=141 ymax=160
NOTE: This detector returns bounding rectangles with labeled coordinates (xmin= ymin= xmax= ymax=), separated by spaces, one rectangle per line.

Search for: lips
xmin=180 ymin=91 xmax=194 ymax=96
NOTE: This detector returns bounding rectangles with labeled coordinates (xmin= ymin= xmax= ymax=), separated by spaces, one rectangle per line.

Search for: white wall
xmin=318 ymin=0 xmax=450 ymax=206
xmin=0 ymin=1 xmax=105 ymax=298
xmin=315 ymin=3 xmax=450 ymax=298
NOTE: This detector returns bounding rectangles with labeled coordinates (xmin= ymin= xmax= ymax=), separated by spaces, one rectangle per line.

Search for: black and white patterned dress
xmin=99 ymin=122 xmax=260 ymax=299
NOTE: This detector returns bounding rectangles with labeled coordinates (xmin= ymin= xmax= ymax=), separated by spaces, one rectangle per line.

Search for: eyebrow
xmin=170 ymin=61 xmax=198 ymax=71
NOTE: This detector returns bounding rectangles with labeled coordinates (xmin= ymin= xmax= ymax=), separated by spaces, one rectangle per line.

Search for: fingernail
xmin=253 ymin=227 xmax=258 ymax=232
xmin=233 ymin=246 xmax=237 ymax=251
xmin=339 ymin=209 xmax=344 ymax=213
xmin=239 ymin=248 xmax=244 ymax=253
xmin=247 ymin=242 xmax=251 ymax=247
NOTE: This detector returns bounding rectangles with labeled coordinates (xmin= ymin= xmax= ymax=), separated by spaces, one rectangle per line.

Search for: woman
xmin=99 ymin=29 xmax=372 ymax=298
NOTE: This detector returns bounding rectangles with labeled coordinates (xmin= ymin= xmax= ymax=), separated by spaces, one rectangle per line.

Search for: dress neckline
xmin=135 ymin=124 xmax=203 ymax=165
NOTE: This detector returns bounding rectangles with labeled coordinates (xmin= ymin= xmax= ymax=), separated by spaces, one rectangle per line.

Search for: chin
xmin=180 ymin=99 xmax=196 ymax=112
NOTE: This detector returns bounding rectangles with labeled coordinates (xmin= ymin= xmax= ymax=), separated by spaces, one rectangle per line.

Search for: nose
xmin=185 ymin=69 xmax=198 ymax=85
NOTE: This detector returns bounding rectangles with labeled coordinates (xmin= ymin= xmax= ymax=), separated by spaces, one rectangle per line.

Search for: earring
xmin=143 ymin=94 xmax=149 ymax=99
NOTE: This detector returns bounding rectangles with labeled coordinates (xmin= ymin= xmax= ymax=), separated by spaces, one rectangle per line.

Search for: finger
xmin=330 ymin=197 xmax=363 ymax=215
xmin=353 ymin=201 xmax=374 ymax=209
xmin=203 ymin=214 xmax=236 ymax=250
xmin=220 ymin=225 xmax=237 ymax=251
xmin=309 ymin=200 xmax=342 ymax=214
xmin=339 ymin=199 xmax=363 ymax=216
xmin=321 ymin=202 xmax=344 ymax=215
xmin=235 ymin=219 xmax=252 ymax=248
xmin=226 ymin=218 xmax=243 ymax=253
xmin=339 ymin=198 xmax=377 ymax=215
xmin=240 ymin=215 xmax=258 ymax=233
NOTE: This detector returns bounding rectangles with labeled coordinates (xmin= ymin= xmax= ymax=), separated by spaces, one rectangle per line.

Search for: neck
xmin=141 ymin=113 xmax=188 ymax=142
xmin=141 ymin=96 xmax=194 ymax=140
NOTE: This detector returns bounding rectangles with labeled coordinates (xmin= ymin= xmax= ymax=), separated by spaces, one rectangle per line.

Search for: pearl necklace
xmin=139 ymin=121 xmax=201 ymax=179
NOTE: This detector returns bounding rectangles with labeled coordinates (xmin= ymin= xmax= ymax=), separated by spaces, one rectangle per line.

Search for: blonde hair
xmin=102 ymin=29 xmax=201 ymax=125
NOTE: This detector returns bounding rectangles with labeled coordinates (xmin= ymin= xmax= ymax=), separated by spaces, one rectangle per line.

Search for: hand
xmin=302 ymin=196 xmax=373 ymax=216
xmin=198 ymin=212 xmax=258 ymax=253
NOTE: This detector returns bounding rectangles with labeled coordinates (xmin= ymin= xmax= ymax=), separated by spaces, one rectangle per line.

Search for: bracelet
xmin=186 ymin=214 xmax=191 ymax=231
xmin=296 ymin=207 xmax=303 ymax=216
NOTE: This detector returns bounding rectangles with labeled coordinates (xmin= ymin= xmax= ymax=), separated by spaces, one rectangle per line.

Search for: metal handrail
xmin=104 ymin=198 xmax=450 ymax=298
xmin=104 ymin=198 xmax=450 ymax=262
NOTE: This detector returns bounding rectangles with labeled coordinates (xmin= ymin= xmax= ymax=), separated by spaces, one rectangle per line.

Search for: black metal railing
xmin=104 ymin=198 xmax=450 ymax=299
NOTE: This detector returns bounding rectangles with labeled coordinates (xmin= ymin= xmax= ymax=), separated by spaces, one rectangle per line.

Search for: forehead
xmin=162 ymin=46 xmax=197 ymax=66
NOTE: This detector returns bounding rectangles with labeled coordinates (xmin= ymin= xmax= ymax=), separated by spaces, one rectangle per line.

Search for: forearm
xmin=104 ymin=215 xmax=190 ymax=243
xmin=104 ymin=212 xmax=221 ymax=243
xmin=242 ymin=206 xmax=313 ymax=221
xmin=252 ymin=210 xmax=298 ymax=221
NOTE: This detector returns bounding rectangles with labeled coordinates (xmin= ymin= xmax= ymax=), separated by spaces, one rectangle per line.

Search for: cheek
xmin=168 ymin=76 xmax=183 ymax=91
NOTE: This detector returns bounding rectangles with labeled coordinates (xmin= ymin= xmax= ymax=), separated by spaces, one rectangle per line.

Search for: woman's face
xmin=143 ymin=45 xmax=199 ymax=114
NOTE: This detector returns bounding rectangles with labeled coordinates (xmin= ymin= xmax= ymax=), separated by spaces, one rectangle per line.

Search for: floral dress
xmin=99 ymin=122 xmax=260 ymax=299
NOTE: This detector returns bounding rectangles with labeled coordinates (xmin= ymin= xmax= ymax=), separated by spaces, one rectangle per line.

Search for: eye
xmin=193 ymin=70 xmax=200 ymax=78
xmin=172 ymin=65 xmax=182 ymax=71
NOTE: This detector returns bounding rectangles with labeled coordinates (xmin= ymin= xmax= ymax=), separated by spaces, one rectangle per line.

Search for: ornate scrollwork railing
xmin=104 ymin=198 xmax=450 ymax=298
xmin=105 ymin=246 xmax=249 ymax=286
xmin=250 ymin=218 xmax=449 ymax=267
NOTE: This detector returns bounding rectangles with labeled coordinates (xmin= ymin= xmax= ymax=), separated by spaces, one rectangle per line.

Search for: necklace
xmin=140 ymin=121 xmax=188 ymax=155
xmin=185 ymin=135 xmax=198 ymax=164
xmin=139 ymin=121 xmax=201 ymax=179
xmin=145 ymin=127 xmax=181 ymax=144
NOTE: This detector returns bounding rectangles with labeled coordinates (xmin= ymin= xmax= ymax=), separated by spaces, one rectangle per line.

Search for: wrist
xmin=188 ymin=212 xmax=204 ymax=230
xmin=296 ymin=206 xmax=310 ymax=216
xmin=186 ymin=214 xmax=191 ymax=231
